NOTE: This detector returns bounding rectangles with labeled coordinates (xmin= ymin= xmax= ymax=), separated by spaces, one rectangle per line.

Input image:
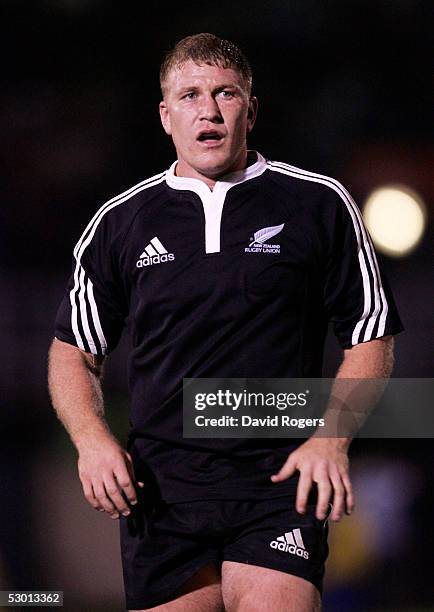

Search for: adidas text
xmin=270 ymin=540 xmax=309 ymax=559
xmin=137 ymin=253 xmax=175 ymax=267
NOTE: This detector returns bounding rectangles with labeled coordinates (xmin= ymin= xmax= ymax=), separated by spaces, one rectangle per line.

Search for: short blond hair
xmin=160 ymin=33 xmax=252 ymax=97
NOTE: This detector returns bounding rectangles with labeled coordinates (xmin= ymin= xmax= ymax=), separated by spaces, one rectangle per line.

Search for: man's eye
xmin=183 ymin=92 xmax=196 ymax=99
xmin=220 ymin=90 xmax=234 ymax=98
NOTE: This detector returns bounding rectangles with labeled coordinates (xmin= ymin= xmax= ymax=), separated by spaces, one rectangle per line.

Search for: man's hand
xmin=48 ymin=338 xmax=146 ymax=520
xmin=270 ymin=437 xmax=354 ymax=522
xmin=77 ymin=433 xmax=144 ymax=520
xmin=270 ymin=337 xmax=394 ymax=522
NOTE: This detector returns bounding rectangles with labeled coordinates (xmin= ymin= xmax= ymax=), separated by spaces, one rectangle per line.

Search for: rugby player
xmin=48 ymin=33 xmax=403 ymax=611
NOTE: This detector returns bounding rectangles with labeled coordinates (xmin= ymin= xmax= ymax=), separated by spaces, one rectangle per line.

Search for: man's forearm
xmin=48 ymin=338 xmax=114 ymax=450
xmin=335 ymin=335 xmax=394 ymax=379
xmin=318 ymin=336 xmax=395 ymax=442
xmin=48 ymin=337 xmax=142 ymax=518
xmin=272 ymin=336 xmax=396 ymax=519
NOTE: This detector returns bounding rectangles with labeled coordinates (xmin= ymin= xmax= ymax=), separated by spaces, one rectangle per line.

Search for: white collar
xmin=165 ymin=151 xmax=267 ymax=194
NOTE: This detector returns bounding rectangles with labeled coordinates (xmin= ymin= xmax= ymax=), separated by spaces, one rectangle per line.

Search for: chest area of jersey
xmin=126 ymin=190 xmax=318 ymax=299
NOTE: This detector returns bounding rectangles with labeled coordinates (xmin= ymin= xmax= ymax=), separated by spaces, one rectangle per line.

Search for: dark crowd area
xmin=1 ymin=1 xmax=433 ymax=610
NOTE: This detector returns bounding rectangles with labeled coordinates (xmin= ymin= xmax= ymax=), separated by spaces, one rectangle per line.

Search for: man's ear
xmin=246 ymin=96 xmax=258 ymax=133
xmin=159 ymin=101 xmax=172 ymax=135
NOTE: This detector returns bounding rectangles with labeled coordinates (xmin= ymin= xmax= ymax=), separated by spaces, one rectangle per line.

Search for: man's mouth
xmin=197 ymin=130 xmax=224 ymax=143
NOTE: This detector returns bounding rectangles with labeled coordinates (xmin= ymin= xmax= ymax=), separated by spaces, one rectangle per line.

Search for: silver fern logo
xmin=245 ymin=223 xmax=284 ymax=254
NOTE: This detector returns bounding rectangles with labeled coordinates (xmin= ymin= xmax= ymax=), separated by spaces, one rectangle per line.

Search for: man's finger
xmin=114 ymin=464 xmax=138 ymax=506
xmin=295 ymin=469 xmax=313 ymax=515
xmin=103 ymin=475 xmax=131 ymax=516
xmin=329 ymin=468 xmax=345 ymax=521
xmin=341 ymin=470 xmax=355 ymax=514
xmin=314 ymin=467 xmax=332 ymax=520
xmin=124 ymin=453 xmax=146 ymax=493
xmin=93 ymin=482 xmax=119 ymax=518
xmin=82 ymin=479 xmax=103 ymax=511
xmin=270 ymin=456 xmax=297 ymax=482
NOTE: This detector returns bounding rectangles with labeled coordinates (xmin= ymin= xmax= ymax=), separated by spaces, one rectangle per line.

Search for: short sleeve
xmin=323 ymin=184 xmax=404 ymax=349
xmin=54 ymin=215 xmax=128 ymax=356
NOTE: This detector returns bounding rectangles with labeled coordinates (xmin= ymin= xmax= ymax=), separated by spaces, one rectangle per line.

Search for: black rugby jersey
xmin=55 ymin=151 xmax=403 ymax=502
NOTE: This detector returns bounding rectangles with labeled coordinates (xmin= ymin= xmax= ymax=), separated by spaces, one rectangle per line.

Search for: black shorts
xmin=120 ymin=490 xmax=331 ymax=610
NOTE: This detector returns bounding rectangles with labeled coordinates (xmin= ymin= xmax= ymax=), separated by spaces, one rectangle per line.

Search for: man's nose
xmin=198 ymin=94 xmax=222 ymax=122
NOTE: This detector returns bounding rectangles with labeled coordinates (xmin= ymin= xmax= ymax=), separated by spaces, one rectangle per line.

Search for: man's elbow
xmin=343 ymin=335 xmax=395 ymax=378
xmin=382 ymin=335 xmax=395 ymax=376
xmin=48 ymin=337 xmax=105 ymax=378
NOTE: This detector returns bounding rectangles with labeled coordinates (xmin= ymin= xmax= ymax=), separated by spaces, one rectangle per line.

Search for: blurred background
xmin=1 ymin=0 xmax=433 ymax=610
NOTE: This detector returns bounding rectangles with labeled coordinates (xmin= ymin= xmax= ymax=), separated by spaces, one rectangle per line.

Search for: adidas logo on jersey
xmin=270 ymin=528 xmax=309 ymax=559
xmin=136 ymin=237 xmax=175 ymax=268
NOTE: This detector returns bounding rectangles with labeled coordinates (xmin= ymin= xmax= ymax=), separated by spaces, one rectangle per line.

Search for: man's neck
xmin=174 ymin=150 xmax=256 ymax=191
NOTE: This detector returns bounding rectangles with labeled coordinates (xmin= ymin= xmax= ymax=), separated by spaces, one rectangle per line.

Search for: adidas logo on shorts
xmin=136 ymin=237 xmax=175 ymax=268
xmin=270 ymin=528 xmax=309 ymax=559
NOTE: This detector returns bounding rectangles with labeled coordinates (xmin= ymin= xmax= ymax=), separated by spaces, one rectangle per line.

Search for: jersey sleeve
xmin=54 ymin=214 xmax=128 ymax=356
xmin=323 ymin=184 xmax=404 ymax=349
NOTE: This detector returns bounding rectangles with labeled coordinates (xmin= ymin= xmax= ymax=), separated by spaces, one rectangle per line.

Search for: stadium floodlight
xmin=362 ymin=185 xmax=427 ymax=257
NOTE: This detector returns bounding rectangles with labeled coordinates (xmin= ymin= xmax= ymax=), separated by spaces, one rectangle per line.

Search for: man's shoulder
xmin=98 ymin=169 xmax=168 ymax=220
xmin=75 ymin=169 xmax=168 ymax=252
xmin=264 ymin=158 xmax=352 ymax=206
xmin=90 ymin=169 xmax=168 ymax=229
